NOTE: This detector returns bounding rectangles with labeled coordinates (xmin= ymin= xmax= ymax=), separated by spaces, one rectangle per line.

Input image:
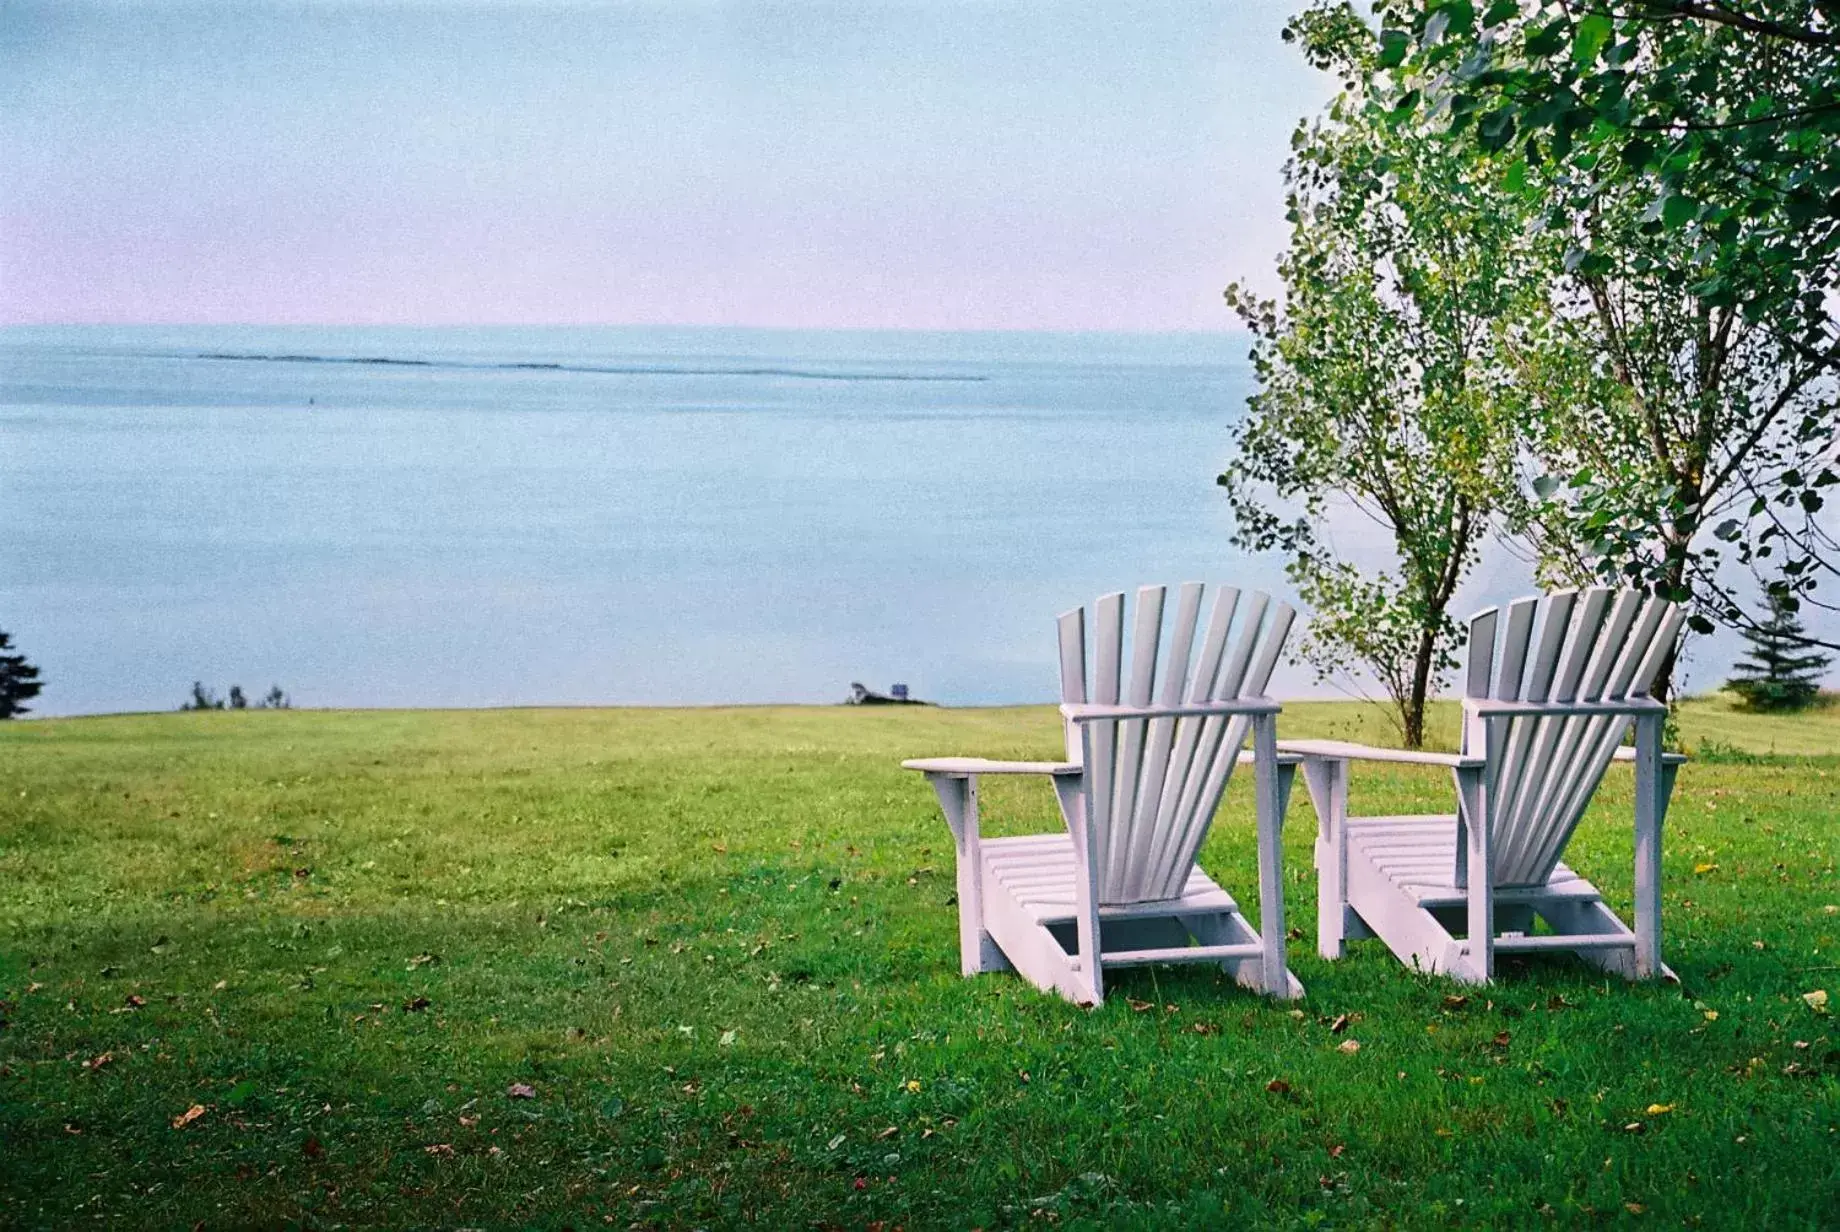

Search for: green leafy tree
xmin=1725 ymin=590 xmax=1834 ymax=711
xmin=1222 ymin=3 xmax=1532 ymax=746
xmin=1374 ymin=0 xmax=1840 ymax=661
xmin=0 ymin=631 xmax=44 ymax=719
xmin=1495 ymin=174 xmax=1838 ymax=695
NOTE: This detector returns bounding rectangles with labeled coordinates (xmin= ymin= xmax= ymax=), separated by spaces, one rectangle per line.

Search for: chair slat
xmin=1159 ymin=599 xmax=1291 ymax=899
xmin=1057 ymin=607 xmax=1086 ymax=763
xmin=1125 ymin=583 xmax=1205 ymax=895
xmin=1494 ymin=599 xmax=1539 ymax=702
xmin=1161 ymin=592 xmax=1270 ymax=885
xmin=1521 ymin=590 xmax=1577 ymax=702
xmin=1480 ymin=596 xmax=1541 ymax=826
xmin=1143 ymin=587 xmax=1242 ymax=900
xmin=1188 ymin=588 xmax=1240 ymax=703
xmin=1106 ymin=586 xmax=1166 ymax=899
xmin=1462 ymin=605 xmax=1501 ymax=761
xmin=1057 ymin=608 xmax=1087 ymax=705
xmin=1088 ymin=592 xmax=1124 ymax=892
xmin=1465 ymin=607 xmax=1501 ymax=698
xmin=1488 ymin=591 xmax=1576 ymax=848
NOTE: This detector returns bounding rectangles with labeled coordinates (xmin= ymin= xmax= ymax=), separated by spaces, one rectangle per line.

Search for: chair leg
xmin=927 ymin=774 xmax=1005 ymax=976
xmin=1053 ymin=772 xmax=1103 ymax=1006
xmin=1632 ymin=715 xmax=1670 ymax=979
xmin=1252 ymin=714 xmax=1291 ymax=997
xmin=1457 ymin=766 xmax=1493 ymax=983
xmin=1303 ymin=757 xmax=1349 ymax=959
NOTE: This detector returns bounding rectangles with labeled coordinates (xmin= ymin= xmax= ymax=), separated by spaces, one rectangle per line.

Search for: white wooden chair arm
xmin=1612 ymin=747 xmax=1689 ymax=765
xmin=901 ymin=757 xmax=1082 ymax=778
xmin=1276 ymin=738 xmax=1485 ymax=769
xmin=1059 ymin=699 xmax=1281 ymax=722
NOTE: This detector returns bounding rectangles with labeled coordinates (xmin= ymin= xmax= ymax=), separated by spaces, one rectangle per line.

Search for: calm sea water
xmin=4 ymin=325 xmax=1781 ymax=717
xmin=0 ymin=326 xmax=1314 ymax=715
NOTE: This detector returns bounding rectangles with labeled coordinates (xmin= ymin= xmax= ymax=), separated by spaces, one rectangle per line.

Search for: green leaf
xmin=1439 ymin=0 xmax=1476 ymax=37
xmin=1660 ymin=194 xmax=1699 ymax=229
xmin=1620 ymin=137 xmax=1656 ymax=172
xmin=1482 ymin=0 xmax=1518 ymax=27
xmin=1572 ymin=13 xmax=1612 ymax=66
xmin=1378 ymin=29 xmax=1410 ymax=69
xmin=1525 ymin=17 xmax=1568 ymax=58
xmin=1477 ymin=108 xmax=1518 ymax=152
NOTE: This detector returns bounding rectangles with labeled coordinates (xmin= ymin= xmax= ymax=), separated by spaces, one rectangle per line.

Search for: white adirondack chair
xmin=1285 ymin=587 xmax=1688 ymax=985
xmin=903 ymin=583 xmax=1302 ymax=1005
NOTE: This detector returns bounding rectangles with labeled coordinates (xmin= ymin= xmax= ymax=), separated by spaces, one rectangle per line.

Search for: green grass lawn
xmin=1 ymin=700 xmax=1835 ymax=1228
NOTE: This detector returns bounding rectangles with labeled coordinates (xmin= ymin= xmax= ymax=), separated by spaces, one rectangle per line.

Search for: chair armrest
xmin=1612 ymin=747 xmax=1690 ymax=765
xmin=1060 ymin=699 xmax=1281 ymax=722
xmin=901 ymin=757 xmax=1082 ymax=778
xmin=903 ymin=752 xmax=1294 ymax=777
xmin=1276 ymin=738 xmax=1485 ymax=769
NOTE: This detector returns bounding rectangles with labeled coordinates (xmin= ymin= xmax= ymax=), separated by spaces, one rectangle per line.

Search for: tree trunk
xmin=1403 ymin=624 xmax=1439 ymax=748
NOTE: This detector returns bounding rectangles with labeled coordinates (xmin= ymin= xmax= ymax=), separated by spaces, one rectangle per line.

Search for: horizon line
xmin=0 ymin=319 xmax=1250 ymax=338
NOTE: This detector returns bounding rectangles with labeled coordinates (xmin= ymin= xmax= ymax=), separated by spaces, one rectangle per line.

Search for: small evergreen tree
xmin=260 ymin=686 xmax=290 ymax=709
xmin=228 ymin=685 xmax=247 ymax=710
xmin=0 ymin=631 xmax=44 ymax=719
xmin=1725 ymin=594 xmax=1833 ymax=712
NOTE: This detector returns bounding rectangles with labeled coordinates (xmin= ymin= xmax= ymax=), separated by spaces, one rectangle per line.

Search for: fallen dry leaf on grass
xmin=1265 ymin=1079 xmax=1291 ymax=1094
xmin=1803 ymin=989 xmax=1829 ymax=1013
xmin=171 ymin=1104 xmax=207 ymax=1129
xmin=506 ymin=1082 xmax=536 ymax=1100
xmin=1646 ymin=1103 xmax=1675 ymax=1115
xmin=1337 ymin=1040 xmax=1361 ymax=1054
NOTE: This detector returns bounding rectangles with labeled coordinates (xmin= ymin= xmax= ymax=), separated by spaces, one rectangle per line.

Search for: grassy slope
xmin=0 ymin=701 xmax=1834 ymax=1229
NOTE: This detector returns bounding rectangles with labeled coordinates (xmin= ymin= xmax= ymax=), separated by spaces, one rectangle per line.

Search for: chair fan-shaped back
xmin=1056 ymin=583 xmax=1295 ymax=905
xmin=1461 ymin=587 xmax=1684 ymax=887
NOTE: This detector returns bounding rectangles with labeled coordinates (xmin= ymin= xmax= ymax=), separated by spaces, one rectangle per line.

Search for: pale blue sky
xmin=0 ymin=1 xmax=1331 ymax=330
